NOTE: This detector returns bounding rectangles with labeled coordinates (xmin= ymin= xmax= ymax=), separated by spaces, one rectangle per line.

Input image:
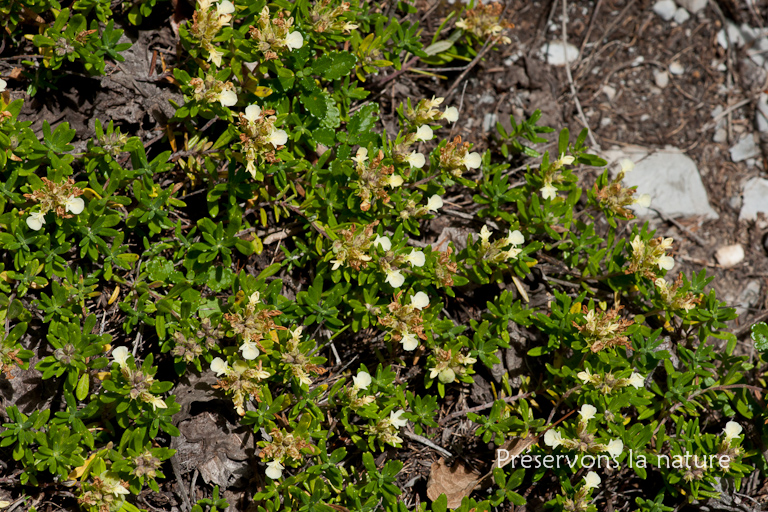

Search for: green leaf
xmin=751 ymin=322 xmax=768 ymax=352
xmin=300 ymin=90 xmax=329 ymax=119
xmin=347 ymin=104 xmax=379 ymax=146
xmin=76 ymin=373 xmax=89 ymax=401
xmin=313 ymin=51 xmax=357 ymax=81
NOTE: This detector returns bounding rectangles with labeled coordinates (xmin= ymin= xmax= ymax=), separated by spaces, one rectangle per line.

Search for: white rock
xmin=675 ymin=0 xmax=707 ymax=14
xmin=669 ymin=61 xmax=685 ymax=75
xmin=715 ymin=244 xmax=745 ymax=268
xmin=541 ymin=42 xmax=579 ymax=66
xmin=674 ymin=7 xmax=690 ymax=24
xmin=482 ymin=112 xmax=497 ymax=132
xmin=756 ymin=93 xmax=768 ymax=133
xmin=740 ymin=177 xmax=768 ymax=220
xmin=602 ymin=145 xmax=719 ymax=220
xmin=602 ymin=85 xmax=616 ymax=101
xmin=653 ymin=0 xmax=677 ymax=21
xmin=717 ymin=21 xmax=747 ymax=49
xmin=713 ymin=128 xmax=727 ymax=143
xmin=654 ymin=70 xmax=669 ymax=88
xmin=729 ymin=134 xmax=760 ymax=162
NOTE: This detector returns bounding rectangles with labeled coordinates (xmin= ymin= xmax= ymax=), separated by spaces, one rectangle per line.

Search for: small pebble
xmin=673 ymin=7 xmax=690 ymax=24
xmin=669 ymin=61 xmax=685 ymax=75
xmin=653 ymin=0 xmax=677 ymax=21
xmin=715 ymin=244 xmax=745 ymax=268
xmin=602 ymin=85 xmax=617 ymax=101
xmin=654 ymin=70 xmax=669 ymax=88
xmin=713 ymin=128 xmax=727 ymax=143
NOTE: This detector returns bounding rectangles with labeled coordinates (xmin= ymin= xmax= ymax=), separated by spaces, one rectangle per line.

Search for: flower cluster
xmin=238 ymin=103 xmax=288 ymax=177
xmin=438 ymin=135 xmax=482 ymax=178
xmin=188 ymin=73 xmax=237 ymax=107
xmin=210 ymin=357 xmax=270 ymax=415
xmin=403 ymin=96 xmax=458 ymax=128
xmin=111 ymin=347 xmax=168 ymax=410
xmin=351 ymin=148 xmax=401 ymax=211
xmin=248 ymin=6 xmax=303 ymax=60
xmin=577 ymin=368 xmax=644 ymax=393
xmin=308 ymin=0 xmax=357 ymax=34
xmin=224 ymin=291 xmax=284 ymax=360
xmin=24 ymin=177 xmax=85 ymax=231
xmin=539 ymin=154 xmax=574 ymax=200
xmin=377 ymin=291 xmax=429 ymax=351
xmin=654 ymin=274 xmax=702 ymax=313
xmin=260 ymin=428 xmax=315 ymax=480
xmin=396 ymin=194 xmax=443 ymax=220
xmin=563 ymin=471 xmax=601 ymax=512
xmin=77 ymin=471 xmax=130 ymax=512
xmin=594 ymin=159 xmax=651 ymax=218
xmin=348 ymin=370 xmax=376 ymax=409
xmin=573 ymin=305 xmax=634 ymax=353
xmin=372 ymin=235 xmax=426 ymax=289
xmin=455 ymin=1 xmax=513 ymax=44
xmin=476 ymin=226 xmax=526 ymax=263
xmin=543 ymin=404 xmax=623 ymax=457
xmin=626 ymin=236 xmax=675 ymax=277
xmin=170 ymin=331 xmax=206 ymax=364
xmin=330 ymin=222 xmax=377 ymax=271
xmin=434 ymin=246 xmax=459 ymax=287
xmin=131 ymin=451 xmax=163 ymax=480
xmin=279 ymin=326 xmax=326 ymax=386
xmin=428 ymin=347 xmax=476 ymax=384
xmin=366 ymin=409 xmax=408 ymax=446
xmin=190 ymin=0 xmax=235 ymax=66
xmin=715 ymin=421 xmax=743 ymax=473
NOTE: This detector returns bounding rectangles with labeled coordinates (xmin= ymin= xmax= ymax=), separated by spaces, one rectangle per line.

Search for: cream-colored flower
xmin=330 ymin=259 xmax=343 ymax=270
xmin=438 ymin=368 xmax=455 ymax=383
xmin=352 ymin=147 xmax=368 ymax=165
xmin=540 ymin=183 xmax=557 ymax=200
xmin=620 ymin=158 xmax=635 ymax=173
xmin=390 ymin=409 xmax=408 ymax=428
xmin=267 ymin=129 xmax=288 ymax=148
xmin=240 ymin=340 xmax=260 ymax=360
xmin=634 ymin=193 xmax=651 ymax=208
xmin=112 ymin=346 xmax=130 ymax=368
xmin=543 ymin=429 xmax=563 ymax=448
xmin=0 ymin=78 xmax=6 ymax=93
xmin=507 ymin=229 xmax=524 ymax=246
xmin=415 ymin=125 xmax=433 ymax=142
xmin=410 ymin=291 xmax=429 ymax=310
xmin=442 ymin=106 xmax=459 ymax=122
xmin=209 ymin=47 xmax=224 ymax=67
xmin=244 ymin=104 xmax=262 ymax=124
xmin=65 ymin=196 xmax=84 ymax=215
xmin=353 ymin=371 xmax=372 ymax=390
xmin=406 ymin=151 xmax=426 ymax=168
xmin=249 ymin=291 xmax=260 ymax=305
xmin=576 ymin=368 xmax=592 ymax=383
xmin=211 ymin=357 xmax=229 ymax=376
xmin=723 ymin=421 xmax=742 ymax=441
xmin=627 ymin=372 xmax=644 ymax=389
xmin=373 ymin=235 xmax=392 ymax=251
xmin=559 ymin=155 xmax=576 ymax=166
xmin=385 ymin=269 xmax=405 ymax=288
xmin=343 ymin=21 xmax=358 ymax=32
xmin=387 ymin=175 xmax=404 ymax=187
xmin=149 ymin=395 xmax=167 ymax=410
xmin=285 ymin=31 xmax=304 ymax=50
xmin=218 ymin=89 xmax=237 ymax=107
xmin=579 ymin=404 xmax=597 ymax=422
xmin=606 ymin=438 xmax=623 ymax=458
xmin=584 ymin=471 xmax=601 ymax=489
xmin=216 ymin=0 xmax=235 ymax=15
xmin=26 ymin=211 xmax=46 ymax=231
xmin=401 ymin=332 xmax=418 ymax=351
xmin=405 ymin=250 xmax=425 ymax=267
xmin=657 ymin=255 xmax=675 ymax=271
xmin=462 ymin=152 xmax=482 ymax=170
xmin=426 ymin=195 xmax=443 ymax=212
xmin=479 ymin=225 xmax=492 ymax=243
xmin=265 ymin=460 xmax=284 ymax=479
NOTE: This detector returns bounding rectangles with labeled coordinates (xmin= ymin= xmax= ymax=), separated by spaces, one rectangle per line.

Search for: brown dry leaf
xmin=426 ymin=458 xmax=482 ymax=509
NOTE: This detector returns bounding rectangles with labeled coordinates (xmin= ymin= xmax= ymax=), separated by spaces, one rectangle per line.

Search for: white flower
xmin=576 ymin=368 xmax=592 ymax=383
xmin=507 ymin=229 xmax=524 ymax=246
xmin=657 ymin=255 xmax=675 ymax=271
xmin=385 ymin=269 xmax=405 ymax=288
xmin=373 ymin=235 xmax=391 ymax=251
xmin=401 ymin=332 xmax=419 ymax=351
xmin=211 ymin=357 xmax=229 ymax=376
xmin=343 ymin=21 xmax=358 ymax=32
xmin=606 ymin=439 xmax=623 ymax=458
xmin=627 ymin=372 xmax=644 ymax=389
xmin=540 ymin=183 xmax=557 ymax=200
xmin=218 ymin=89 xmax=237 ymax=107
xmin=415 ymin=125 xmax=433 ymax=142
xmin=149 ymin=395 xmax=168 ymax=410
xmin=620 ymin=158 xmax=635 ymax=173
xmin=584 ymin=471 xmax=601 ymax=489
xmin=330 ymin=259 xmax=343 ymax=270
xmin=352 ymin=147 xmax=368 ymax=165
xmin=285 ymin=31 xmax=304 ymax=50
xmin=579 ymin=404 xmax=597 ymax=422
xmin=387 ymin=175 xmax=404 ymax=188
xmin=405 ymin=250 xmax=425 ymax=267
xmin=353 ymin=371 xmax=372 ymax=390
xmin=249 ymin=291 xmax=260 ymax=305
xmin=267 ymin=129 xmax=288 ymax=148
xmin=426 ymin=195 xmax=443 ymax=212
xmin=442 ymin=106 xmax=459 ymax=122
xmin=390 ymin=409 xmax=408 ymax=428
xmin=406 ymin=151 xmax=426 ymax=168
xmin=558 ymin=154 xmax=575 ymax=166
xmin=65 ymin=196 xmax=84 ymax=215
xmin=543 ymin=429 xmax=563 ymax=448
xmin=265 ymin=460 xmax=284 ymax=479
xmin=438 ymin=368 xmax=455 ymax=383
xmin=410 ymin=291 xmax=429 ymax=310
xmin=0 ymin=79 xmax=6 ymax=93
xmin=26 ymin=211 xmax=46 ymax=231
xmin=209 ymin=47 xmax=224 ymax=66
xmin=244 ymin=104 xmax=262 ymax=124
xmin=723 ymin=421 xmax=742 ymax=441
xmin=462 ymin=152 xmax=482 ymax=170
xmin=112 ymin=346 xmax=129 ymax=368
xmin=216 ymin=0 xmax=235 ymax=15
xmin=634 ymin=193 xmax=651 ymax=208
xmin=479 ymin=225 xmax=493 ymax=243
xmin=241 ymin=340 xmax=260 ymax=360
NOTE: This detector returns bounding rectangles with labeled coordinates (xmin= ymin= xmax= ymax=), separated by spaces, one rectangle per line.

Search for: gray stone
xmin=603 ymin=145 xmax=719 ymax=219
xmin=739 ymin=177 xmax=768 ymax=220
xmin=713 ymin=128 xmax=727 ymax=143
xmin=653 ymin=0 xmax=677 ymax=21
xmin=673 ymin=7 xmax=690 ymax=24
xmin=675 ymin=0 xmax=707 ymax=14
xmin=654 ymin=70 xmax=669 ymax=88
xmin=730 ymin=134 xmax=760 ymax=162
xmin=541 ymin=41 xmax=579 ymax=66
xmin=735 ymin=280 xmax=761 ymax=317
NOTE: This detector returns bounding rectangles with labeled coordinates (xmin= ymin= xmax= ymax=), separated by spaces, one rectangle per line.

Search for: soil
xmin=2 ymin=0 xmax=768 ymax=510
